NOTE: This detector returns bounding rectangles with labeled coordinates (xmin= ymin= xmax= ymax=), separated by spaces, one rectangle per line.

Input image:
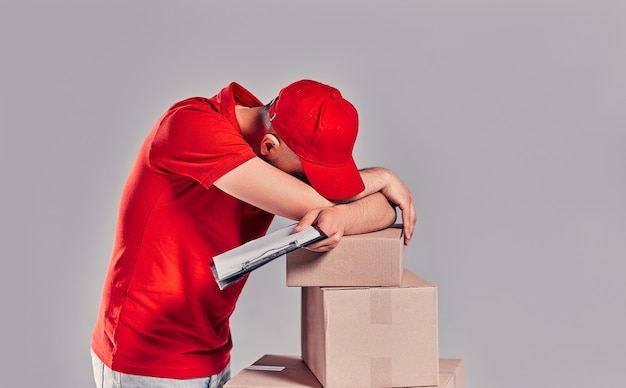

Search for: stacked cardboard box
xmin=300 ymin=270 xmax=438 ymax=387
xmin=226 ymin=356 xmax=465 ymax=388
xmin=286 ymin=226 xmax=405 ymax=287
xmin=226 ymin=225 xmax=464 ymax=388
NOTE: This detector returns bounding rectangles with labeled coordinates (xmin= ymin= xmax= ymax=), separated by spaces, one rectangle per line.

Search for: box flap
xmin=225 ymin=355 xmax=322 ymax=388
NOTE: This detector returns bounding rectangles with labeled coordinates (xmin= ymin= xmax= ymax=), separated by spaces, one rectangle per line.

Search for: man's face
xmin=258 ymin=132 xmax=310 ymax=183
xmin=269 ymin=147 xmax=308 ymax=182
xmin=262 ymin=137 xmax=308 ymax=183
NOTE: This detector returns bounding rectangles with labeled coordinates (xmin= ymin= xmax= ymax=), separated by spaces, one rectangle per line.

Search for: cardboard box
xmin=226 ymin=356 xmax=464 ymax=388
xmin=301 ymin=270 xmax=439 ymax=388
xmin=286 ymin=226 xmax=404 ymax=287
xmin=439 ymin=359 xmax=465 ymax=388
xmin=224 ymin=354 xmax=322 ymax=388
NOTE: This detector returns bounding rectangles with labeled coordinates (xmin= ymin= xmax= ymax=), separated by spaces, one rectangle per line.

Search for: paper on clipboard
xmin=210 ymin=224 xmax=326 ymax=290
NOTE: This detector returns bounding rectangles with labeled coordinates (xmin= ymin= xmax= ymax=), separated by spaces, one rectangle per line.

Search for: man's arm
xmin=213 ymin=157 xmax=397 ymax=251
xmin=292 ymin=191 xmax=397 ymax=252
xmin=340 ymin=167 xmax=416 ymax=245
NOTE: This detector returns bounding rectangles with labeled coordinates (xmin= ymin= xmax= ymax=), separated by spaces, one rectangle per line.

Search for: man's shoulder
xmin=158 ymin=97 xmax=232 ymax=133
xmin=167 ymin=97 xmax=220 ymax=114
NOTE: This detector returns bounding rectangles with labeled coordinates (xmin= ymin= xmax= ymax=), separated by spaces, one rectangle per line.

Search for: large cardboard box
xmin=301 ymin=270 xmax=439 ymax=388
xmin=224 ymin=354 xmax=322 ymax=388
xmin=286 ymin=226 xmax=404 ymax=287
xmin=226 ymin=356 xmax=463 ymax=388
xmin=439 ymin=359 xmax=465 ymax=388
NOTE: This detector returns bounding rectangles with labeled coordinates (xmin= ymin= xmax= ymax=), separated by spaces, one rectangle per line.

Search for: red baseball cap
xmin=268 ymin=80 xmax=365 ymax=201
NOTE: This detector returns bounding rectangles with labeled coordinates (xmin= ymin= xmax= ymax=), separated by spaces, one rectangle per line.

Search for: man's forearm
xmin=336 ymin=192 xmax=397 ymax=235
xmin=215 ymin=157 xmax=405 ymax=250
xmin=351 ymin=167 xmax=390 ymax=200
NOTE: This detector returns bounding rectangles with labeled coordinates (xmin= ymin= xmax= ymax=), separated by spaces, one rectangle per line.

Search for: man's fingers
xmin=299 ymin=206 xmax=345 ymax=251
xmin=308 ymin=236 xmax=340 ymax=251
xmin=403 ymin=211 xmax=412 ymax=245
xmin=304 ymin=242 xmax=337 ymax=252
xmin=304 ymin=232 xmax=340 ymax=251
xmin=401 ymin=202 xmax=417 ymax=245
xmin=294 ymin=209 xmax=320 ymax=232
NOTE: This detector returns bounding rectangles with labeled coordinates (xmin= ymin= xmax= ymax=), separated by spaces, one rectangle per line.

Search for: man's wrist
xmin=360 ymin=167 xmax=390 ymax=194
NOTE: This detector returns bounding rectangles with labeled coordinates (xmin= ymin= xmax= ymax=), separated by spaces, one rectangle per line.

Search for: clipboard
xmin=210 ymin=224 xmax=327 ymax=289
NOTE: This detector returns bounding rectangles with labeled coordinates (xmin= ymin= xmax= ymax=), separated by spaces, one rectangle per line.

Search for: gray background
xmin=1 ymin=1 xmax=624 ymax=387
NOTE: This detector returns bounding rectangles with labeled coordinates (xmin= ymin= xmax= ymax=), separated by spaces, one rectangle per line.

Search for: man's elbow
xmin=384 ymin=202 xmax=398 ymax=228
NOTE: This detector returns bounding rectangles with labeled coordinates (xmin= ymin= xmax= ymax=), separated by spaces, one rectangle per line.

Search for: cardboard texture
xmin=226 ymin=355 xmax=464 ymax=388
xmin=224 ymin=354 xmax=322 ymax=388
xmin=439 ymin=359 xmax=465 ymax=388
xmin=301 ymin=270 xmax=439 ymax=388
xmin=286 ymin=226 xmax=404 ymax=287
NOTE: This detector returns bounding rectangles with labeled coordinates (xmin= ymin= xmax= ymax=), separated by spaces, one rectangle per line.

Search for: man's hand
xmin=379 ymin=169 xmax=416 ymax=245
xmin=293 ymin=192 xmax=397 ymax=252
xmin=358 ymin=167 xmax=416 ymax=245
xmin=293 ymin=206 xmax=346 ymax=252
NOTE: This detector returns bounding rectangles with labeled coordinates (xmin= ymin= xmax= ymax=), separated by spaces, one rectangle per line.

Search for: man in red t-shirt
xmin=90 ymin=80 xmax=415 ymax=388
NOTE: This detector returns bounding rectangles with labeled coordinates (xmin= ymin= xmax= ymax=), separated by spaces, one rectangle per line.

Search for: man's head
xmin=267 ymin=80 xmax=365 ymax=201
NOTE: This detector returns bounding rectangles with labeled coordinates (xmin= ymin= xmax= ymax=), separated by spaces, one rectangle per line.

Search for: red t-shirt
xmin=91 ymin=83 xmax=274 ymax=378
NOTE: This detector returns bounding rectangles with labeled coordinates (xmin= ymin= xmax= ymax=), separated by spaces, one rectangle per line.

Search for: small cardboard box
xmin=286 ymin=226 xmax=404 ymax=287
xmin=224 ymin=354 xmax=322 ymax=388
xmin=301 ymin=270 xmax=439 ymax=388
xmin=439 ymin=359 xmax=465 ymax=388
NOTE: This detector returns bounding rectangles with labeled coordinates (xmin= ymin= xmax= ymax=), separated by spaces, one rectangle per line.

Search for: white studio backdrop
xmin=1 ymin=1 xmax=624 ymax=387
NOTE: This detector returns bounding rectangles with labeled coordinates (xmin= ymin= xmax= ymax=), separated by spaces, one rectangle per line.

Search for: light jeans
xmin=91 ymin=349 xmax=230 ymax=388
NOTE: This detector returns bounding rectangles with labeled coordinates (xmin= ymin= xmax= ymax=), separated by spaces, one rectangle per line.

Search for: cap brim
xmin=300 ymin=157 xmax=365 ymax=201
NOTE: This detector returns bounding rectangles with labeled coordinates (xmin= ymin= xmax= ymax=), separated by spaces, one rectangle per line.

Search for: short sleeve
xmin=149 ymin=104 xmax=256 ymax=187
